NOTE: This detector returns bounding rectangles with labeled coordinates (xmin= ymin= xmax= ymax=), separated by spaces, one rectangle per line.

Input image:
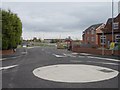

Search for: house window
xmin=113 ymin=22 xmax=119 ymax=29
xmin=91 ymin=27 xmax=95 ymax=30
xmin=87 ymin=31 xmax=89 ymax=34
xmin=87 ymin=37 xmax=90 ymax=41
xmin=115 ymin=34 xmax=120 ymax=43
xmin=91 ymin=30 xmax=95 ymax=34
xmin=91 ymin=37 xmax=95 ymax=42
xmin=100 ymin=35 xmax=106 ymax=45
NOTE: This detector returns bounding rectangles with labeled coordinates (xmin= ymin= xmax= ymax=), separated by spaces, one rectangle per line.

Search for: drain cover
xmin=98 ymin=69 xmax=114 ymax=73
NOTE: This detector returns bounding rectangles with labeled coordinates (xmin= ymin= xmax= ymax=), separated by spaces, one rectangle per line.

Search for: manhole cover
xmin=98 ymin=69 xmax=114 ymax=73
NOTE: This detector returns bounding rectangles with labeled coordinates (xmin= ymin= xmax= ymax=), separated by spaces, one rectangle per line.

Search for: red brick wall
xmin=0 ymin=50 xmax=14 ymax=55
xmin=72 ymin=47 xmax=120 ymax=56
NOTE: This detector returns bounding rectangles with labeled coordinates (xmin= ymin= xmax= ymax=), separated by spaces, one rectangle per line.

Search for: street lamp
xmin=112 ymin=0 xmax=114 ymax=55
xmin=102 ymin=31 xmax=104 ymax=55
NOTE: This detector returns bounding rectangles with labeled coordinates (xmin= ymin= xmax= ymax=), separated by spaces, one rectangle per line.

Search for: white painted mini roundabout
xmin=33 ymin=64 xmax=119 ymax=83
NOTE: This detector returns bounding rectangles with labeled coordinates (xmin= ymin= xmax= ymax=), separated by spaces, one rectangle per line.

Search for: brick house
xmin=82 ymin=14 xmax=120 ymax=48
xmin=97 ymin=14 xmax=120 ymax=48
xmin=82 ymin=23 xmax=105 ymax=46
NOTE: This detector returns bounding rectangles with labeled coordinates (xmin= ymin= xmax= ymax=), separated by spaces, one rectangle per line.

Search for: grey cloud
xmin=1 ymin=2 xmax=118 ymax=39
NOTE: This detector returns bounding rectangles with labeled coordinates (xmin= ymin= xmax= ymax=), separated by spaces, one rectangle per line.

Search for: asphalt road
xmin=1 ymin=46 xmax=120 ymax=88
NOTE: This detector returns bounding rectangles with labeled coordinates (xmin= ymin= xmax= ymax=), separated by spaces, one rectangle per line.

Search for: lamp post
xmin=101 ymin=25 xmax=105 ymax=56
xmin=102 ymin=31 xmax=104 ymax=55
xmin=112 ymin=0 xmax=114 ymax=55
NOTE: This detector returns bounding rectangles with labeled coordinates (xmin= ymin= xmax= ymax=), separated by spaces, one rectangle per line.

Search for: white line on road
xmin=70 ymin=60 xmax=119 ymax=65
xmin=87 ymin=61 xmax=119 ymax=65
xmin=63 ymin=53 xmax=76 ymax=57
xmin=88 ymin=56 xmax=120 ymax=62
xmin=72 ymin=53 xmax=79 ymax=55
xmin=79 ymin=53 xmax=92 ymax=56
xmin=21 ymin=52 xmax=27 ymax=54
xmin=0 ymin=53 xmax=27 ymax=61
xmin=52 ymin=54 xmax=66 ymax=58
xmin=0 ymin=56 xmax=18 ymax=61
xmin=0 ymin=65 xmax=18 ymax=70
xmin=0 ymin=58 xmax=7 ymax=61
xmin=78 ymin=56 xmax=85 ymax=58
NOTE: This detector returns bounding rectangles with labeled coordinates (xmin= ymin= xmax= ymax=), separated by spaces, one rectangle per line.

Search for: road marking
xmin=52 ymin=54 xmax=66 ymax=58
xmin=87 ymin=61 xmax=119 ymax=65
xmin=0 ymin=53 xmax=26 ymax=61
xmin=33 ymin=64 xmax=119 ymax=83
xmin=0 ymin=58 xmax=7 ymax=61
xmin=88 ymin=56 xmax=120 ymax=62
xmin=63 ymin=53 xmax=76 ymax=57
xmin=72 ymin=53 xmax=78 ymax=55
xmin=78 ymin=56 xmax=85 ymax=58
xmin=79 ymin=53 xmax=92 ymax=56
xmin=0 ymin=56 xmax=18 ymax=61
xmin=21 ymin=52 xmax=27 ymax=54
xmin=0 ymin=65 xmax=18 ymax=70
xmin=70 ymin=60 xmax=119 ymax=65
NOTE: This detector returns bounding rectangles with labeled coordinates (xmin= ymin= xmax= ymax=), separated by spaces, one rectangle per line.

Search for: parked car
xmin=23 ymin=45 xmax=27 ymax=48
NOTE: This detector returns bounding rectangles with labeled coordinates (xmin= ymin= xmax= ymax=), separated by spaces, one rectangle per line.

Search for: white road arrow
xmin=0 ymin=65 xmax=18 ymax=70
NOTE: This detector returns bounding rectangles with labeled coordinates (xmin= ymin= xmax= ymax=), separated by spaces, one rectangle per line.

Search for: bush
xmin=2 ymin=37 xmax=8 ymax=50
xmin=1 ymin=9 xmax=22 ymax=50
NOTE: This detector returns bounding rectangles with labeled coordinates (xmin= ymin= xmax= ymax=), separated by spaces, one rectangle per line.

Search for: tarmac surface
xmin=1 ymin=46 xmax=120 ymax=88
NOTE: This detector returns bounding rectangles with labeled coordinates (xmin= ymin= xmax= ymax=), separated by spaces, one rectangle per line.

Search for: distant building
xmin=44 ymin=39 xmax=52 ymax=43
xmin=44 ymin=39 xmax=65 ymax=43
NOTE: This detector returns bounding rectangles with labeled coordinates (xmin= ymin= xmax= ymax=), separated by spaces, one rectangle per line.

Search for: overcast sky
xmin=1 ymin=2 xmax=119 ymax=40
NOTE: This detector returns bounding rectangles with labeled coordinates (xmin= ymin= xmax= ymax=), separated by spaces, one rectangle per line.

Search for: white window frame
xmin=100 ymin=35 xmax=106 ymax=45
xmin=87 ymin=31 xmax=89 ymax=34
xmin=113 ymin=22 xmax=119 ymax=30
xmin=115 ymin=34 xmax=120 ymax=43
xmin=91 ymin=30 xmax=95 ymax=34
xmin=91 ymin=37 xmax=95 ymax=42
xmin=87 ymin=37 xmax=90 ymax=41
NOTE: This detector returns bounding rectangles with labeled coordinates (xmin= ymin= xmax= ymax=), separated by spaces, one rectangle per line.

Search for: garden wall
xmin=72 ymin=46 xmax=120 ymax=56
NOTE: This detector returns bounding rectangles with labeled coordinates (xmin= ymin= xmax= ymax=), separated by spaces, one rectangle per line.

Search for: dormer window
xmin=91 ymin=27 xmax=95 ymax=30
